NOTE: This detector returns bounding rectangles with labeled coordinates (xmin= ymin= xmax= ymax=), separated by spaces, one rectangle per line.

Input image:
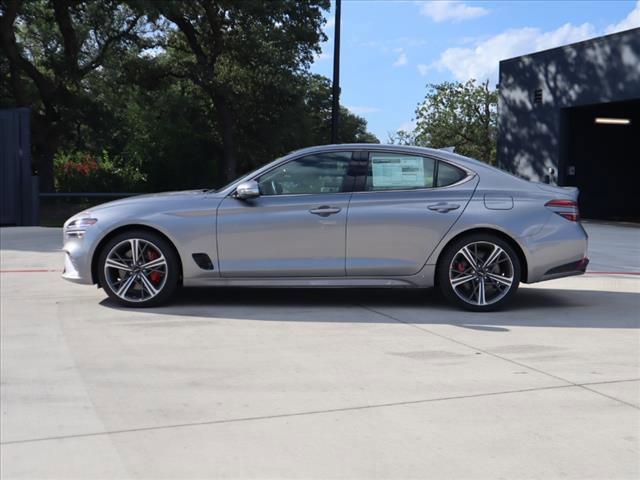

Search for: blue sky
xmin=310 ymin=0 xmax=640 ymax=141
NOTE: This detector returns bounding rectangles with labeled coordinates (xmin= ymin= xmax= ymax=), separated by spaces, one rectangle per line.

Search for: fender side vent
xmin=192 ymin=253 xmax=214 ymax=270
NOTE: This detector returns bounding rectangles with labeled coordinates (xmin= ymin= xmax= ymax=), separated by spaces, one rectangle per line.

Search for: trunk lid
xmin=534 ymin=182 xmax=579 ymax=201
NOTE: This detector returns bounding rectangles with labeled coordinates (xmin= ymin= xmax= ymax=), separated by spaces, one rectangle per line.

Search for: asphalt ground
xmin=1 ymin=222 xmax=639 ymax=479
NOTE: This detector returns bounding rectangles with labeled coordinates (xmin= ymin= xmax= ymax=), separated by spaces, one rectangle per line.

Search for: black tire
xmin=98 ymin=230 xmax=179 ymax=308
xmin=437 ymin=233 xmax=521 ymax=312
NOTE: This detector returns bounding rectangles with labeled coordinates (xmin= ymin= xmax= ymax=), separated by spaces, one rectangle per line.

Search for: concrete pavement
xmin=1 ymin=223 xmax=639 ymax=479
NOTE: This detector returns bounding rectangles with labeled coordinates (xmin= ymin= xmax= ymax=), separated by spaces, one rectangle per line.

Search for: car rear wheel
xmin=98 ymin=230 xmax=179 ymax=307
xmin=438 ymin=233 xmax=521 ymax=311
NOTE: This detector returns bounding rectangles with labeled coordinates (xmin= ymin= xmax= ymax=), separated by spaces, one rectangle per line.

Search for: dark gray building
xmin=0 ymin=108 xmax=38 ymax=226
xmin=497 ymin=28 xmax=640 ymax=220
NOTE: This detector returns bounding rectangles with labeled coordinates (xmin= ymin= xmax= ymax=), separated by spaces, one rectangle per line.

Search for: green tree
xmin=141 ymin=0 xmax=330 ymax=182
xmin=104 ymin=66 xmax=377 ymax=190
xmin=1 ymin=0 xmax=378 ymax=193
xmin=403 ymin=79 xmax=497 ymax=164
xmin=387 ymin=128 xmax=416 ymax=146
xmin=289 ymin=74 xmax=378 ymax=147
xmin=0 ymin=0 xmax=151 ymax=190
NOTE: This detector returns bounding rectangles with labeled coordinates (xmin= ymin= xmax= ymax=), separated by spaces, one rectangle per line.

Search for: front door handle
xmin=428 ymin=202 xmax=460 ymax=213
xmin=309 ymin=206 xmax=342 ymax=217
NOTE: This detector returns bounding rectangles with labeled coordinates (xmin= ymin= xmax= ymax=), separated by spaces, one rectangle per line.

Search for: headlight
xmin=65 ymin=217 xmax=98 ymax=239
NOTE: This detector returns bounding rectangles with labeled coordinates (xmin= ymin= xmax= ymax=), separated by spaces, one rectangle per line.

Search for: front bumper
xmin=61 ymin=230 xmax=101 ymax=285
xmin=62 ymin=249 xmax=86 ymax=283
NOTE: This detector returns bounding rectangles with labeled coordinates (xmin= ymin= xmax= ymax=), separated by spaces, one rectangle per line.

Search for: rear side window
xmin=365 ymin=153 xmax=435 ymax=191
xmin=436 ymin=161 xmax=467 ymax=187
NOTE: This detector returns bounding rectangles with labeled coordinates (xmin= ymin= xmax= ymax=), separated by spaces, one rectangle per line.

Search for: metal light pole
xmin=330 ymin=0 xmax=341 ymax=144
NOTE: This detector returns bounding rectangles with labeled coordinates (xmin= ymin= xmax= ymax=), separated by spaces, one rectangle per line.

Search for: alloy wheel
xmin=103 ymin=238 xmax=168 ymax=303
xmin=448 ymin=241 xmax=514 ymax=306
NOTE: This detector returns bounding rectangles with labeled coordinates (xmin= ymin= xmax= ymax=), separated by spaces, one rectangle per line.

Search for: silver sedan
xmin=62 ymin=144 xmax=588 ymax=311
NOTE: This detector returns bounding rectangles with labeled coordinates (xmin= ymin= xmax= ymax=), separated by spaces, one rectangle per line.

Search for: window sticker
xmin=371 ymin=155 xmax=425 ymax=188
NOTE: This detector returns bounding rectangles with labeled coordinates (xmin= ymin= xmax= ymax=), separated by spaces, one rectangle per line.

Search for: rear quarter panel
xmin=424 ymin=187 xmax=555 ymax=282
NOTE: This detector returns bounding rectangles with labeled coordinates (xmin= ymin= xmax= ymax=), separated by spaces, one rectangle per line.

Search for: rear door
xmin=346 ymin=151 xmax=478 ymax=276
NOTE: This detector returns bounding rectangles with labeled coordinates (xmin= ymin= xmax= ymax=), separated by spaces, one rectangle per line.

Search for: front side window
xmin=257 ymin=152 xmax=352 ymax=195
xmin=365 ymin=153 xmax=435 ymax=191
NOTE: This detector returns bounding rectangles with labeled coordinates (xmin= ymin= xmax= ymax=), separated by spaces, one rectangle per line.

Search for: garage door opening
xmin=561 ymin=99 xmax=640 ymax=221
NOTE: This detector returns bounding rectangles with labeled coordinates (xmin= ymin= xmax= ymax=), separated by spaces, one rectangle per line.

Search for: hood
xmin=67 ymin=189 xmax=219 ymax=221
xmin=90 ymin=189 xmax=211 ymax=210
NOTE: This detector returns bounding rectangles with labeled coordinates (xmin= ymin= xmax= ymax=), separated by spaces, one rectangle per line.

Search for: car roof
xmin=288 ymin=143 xmax=499 ymax=174
xmin=285 ymin=144 xmax=535 ymax=191
xmin=217 ymin=143 xmax=531 ymax=195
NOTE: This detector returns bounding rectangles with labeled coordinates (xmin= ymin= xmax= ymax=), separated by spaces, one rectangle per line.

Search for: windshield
xmin=208 ymin=155 xmax=287 ymax=193
xmin=209 ymin=171 xmax=254 ymax=193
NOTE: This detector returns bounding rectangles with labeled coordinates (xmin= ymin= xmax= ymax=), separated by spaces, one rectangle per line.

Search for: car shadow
xmin=99 ymin=286 xmax=640 ymax=330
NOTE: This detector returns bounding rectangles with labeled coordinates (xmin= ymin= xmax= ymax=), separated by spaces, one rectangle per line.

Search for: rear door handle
xmin=428 ymin=202 xmax=460 ymax=213
xmin=309 ymin=206 xmax=342 ymax=216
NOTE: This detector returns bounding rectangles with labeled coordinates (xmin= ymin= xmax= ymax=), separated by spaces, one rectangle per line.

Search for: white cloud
xmin=347 ymin=106 xmax=380 ymax=115
xmin=418 ymin=1 xmax=489 ymax=23
xmin=429 ymin=1 xmax=640 ymax=83
xmin=605 ymin=0 xmax=640 ymax=33
xmin=393 ymin=52 xmax=408 ymax=67
xmin=433 ymin=22 xmax=596 ymax=83
xmin=417 ymin=64 xmax=430 ymax=76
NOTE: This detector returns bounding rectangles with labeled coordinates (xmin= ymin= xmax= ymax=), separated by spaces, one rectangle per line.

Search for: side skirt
xmin=183 ymin=266 xmax=436 ymax=289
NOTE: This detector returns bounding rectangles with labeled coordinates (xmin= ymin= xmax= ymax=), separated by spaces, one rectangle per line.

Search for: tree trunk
xmin=215 ymin=95 xmax=236 ymax=183
xmin=38 ymin=153 xmax=55 ymax=193
xmin=30 ymin=116 xmax=58 ymax=193
xmin=37 ymin=133 xmax=57 ymax=193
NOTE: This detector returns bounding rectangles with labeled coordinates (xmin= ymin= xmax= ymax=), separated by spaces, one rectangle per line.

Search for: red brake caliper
xmin=146 ymin=249 xmax=162 ymax=284
xmin=457 ymin=262 xmax=466 ymax=273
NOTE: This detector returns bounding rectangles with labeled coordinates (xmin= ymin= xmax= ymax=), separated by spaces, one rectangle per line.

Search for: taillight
xmin=545 ymin=199 xmax=580 ymax=222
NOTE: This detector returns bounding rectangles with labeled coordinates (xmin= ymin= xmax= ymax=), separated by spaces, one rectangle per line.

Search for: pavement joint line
xmin=358 ymin=304 xmax=640 ymax=411
xmin=2 ymin=378 xmax=637 ymax=447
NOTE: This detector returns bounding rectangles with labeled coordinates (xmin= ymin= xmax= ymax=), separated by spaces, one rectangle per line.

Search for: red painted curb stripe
xmin=585 ymin=271 xmax=640 ymax=276
xmin=0 ymin=269 xmax=61 ymax=273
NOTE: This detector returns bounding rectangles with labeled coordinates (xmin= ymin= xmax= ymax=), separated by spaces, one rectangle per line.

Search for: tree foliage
xmin=0 ymin=0 xmax=378 ymax=191
xmin=0 ymin=0 xmax=150 ymax=190
xmin=392 ymin=80 xmax=497 ymax=164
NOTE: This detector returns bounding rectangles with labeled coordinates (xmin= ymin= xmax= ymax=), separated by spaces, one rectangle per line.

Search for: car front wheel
xmin=98 ymin=230 xmax=179 ymax=307
xmin=438 ymin=234 xmax=521 ymax=311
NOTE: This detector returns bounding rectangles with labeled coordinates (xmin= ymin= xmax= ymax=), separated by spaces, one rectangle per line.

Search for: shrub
xmin=54 ymin=150 xmax=147 ymax=193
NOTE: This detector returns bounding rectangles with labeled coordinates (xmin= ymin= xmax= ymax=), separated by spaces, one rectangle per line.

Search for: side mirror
xmin=235 ymin=180 xmax=260 ymax=200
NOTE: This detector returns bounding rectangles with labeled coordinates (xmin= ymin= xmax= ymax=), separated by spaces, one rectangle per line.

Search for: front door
xmin=346 ymin=151 xmax=478 ymax=276
xmin=217 ymin=152 xmax=354 ymax=277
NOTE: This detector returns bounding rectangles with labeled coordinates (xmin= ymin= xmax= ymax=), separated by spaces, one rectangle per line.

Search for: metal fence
xmin=39 ymin=192 xmax=140 ymax=199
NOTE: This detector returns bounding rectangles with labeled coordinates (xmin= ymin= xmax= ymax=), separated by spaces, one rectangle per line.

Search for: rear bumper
xmin=539 ymin=257 xmax=589 ymax=281
xmin=521 ymin=216 xmax=589 ymax=283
